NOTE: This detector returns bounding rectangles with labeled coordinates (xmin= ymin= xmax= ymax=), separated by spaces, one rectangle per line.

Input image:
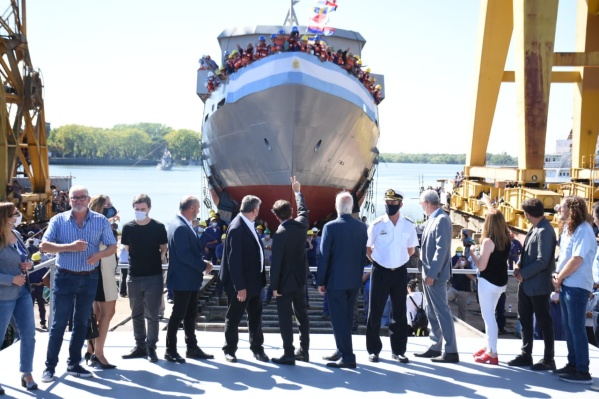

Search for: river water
xmin=49 ymin=163 xmax=462 ymax=227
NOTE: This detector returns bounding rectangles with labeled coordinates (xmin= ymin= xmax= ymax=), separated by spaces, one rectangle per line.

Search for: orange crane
xmin=0 ymin=0 xmax=51 ymax=221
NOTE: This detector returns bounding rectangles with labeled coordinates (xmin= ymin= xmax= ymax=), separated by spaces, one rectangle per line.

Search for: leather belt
xmin=58 ymin=267 xmax=98 ymax=276
xmin=373 ymin=261 xmax=405 ymax=272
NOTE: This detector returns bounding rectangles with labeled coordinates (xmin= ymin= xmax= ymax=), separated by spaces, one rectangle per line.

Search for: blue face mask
xmin=103 ymin=206 xmax=117 ymax=219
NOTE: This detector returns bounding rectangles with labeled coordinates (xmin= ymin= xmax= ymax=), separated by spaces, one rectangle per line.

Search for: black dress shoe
xmin=322 ymin=351 xmax=342 ymax=361
xmin=186 ymin=347 xmax=215 ymax=359
xmin=392 ymin=354 xmax=409 ymax=364
xmin=122 ymin=346 xmax=147 ymax=359
xmin=368 ymin=354 xmax=379 ymax=363
xmin=271 ymin=355 xmax=296 ymax=365
xmin=431 ymin=353 xmax=460 ymax=363
xmin=224 ymin=353 xmax=238 ymax=363
xmin=294 ymin=349 xmax=309 ymax=362
xmin=326 ymin=359 xmax=357 ymax=369
xmin=253 ymin=351 xmax=270 ymax=362
xmin=164 ymin=351 xmax=186 ymax=363
xmin=414 ymin=349 xmax=441 ymax=358
xmin=147 ymin=348 xmax=158 ymax=363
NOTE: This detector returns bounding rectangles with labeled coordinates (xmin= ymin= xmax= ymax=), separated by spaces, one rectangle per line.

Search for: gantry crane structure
xmin=0 ymin=0 xmax=51 ymax=221
xmin=452 ymin=0 xmax=599 ymax=231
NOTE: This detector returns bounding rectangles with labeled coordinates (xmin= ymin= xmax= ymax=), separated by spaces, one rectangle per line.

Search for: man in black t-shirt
xmin=120 ymin=194 xmax=168 ymax=363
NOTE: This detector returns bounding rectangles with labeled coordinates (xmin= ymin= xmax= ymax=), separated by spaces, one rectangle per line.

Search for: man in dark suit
xmin=270 ymin=177 xmax=310 ymax=365
xmin=165 ymin=196 xmax=214 ymax=363
xmin=509 ymin=198 xmax=556 ymax=370
xmin=220 ymin=195 xmax=269 ymax=363
xmin=317 ymin=192 xmax=368 ymax=368
xmin=416 ymin=189 xmax=459 ymax=363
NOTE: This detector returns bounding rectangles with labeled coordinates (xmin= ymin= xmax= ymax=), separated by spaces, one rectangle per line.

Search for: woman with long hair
xmin=470 ymin=206 xmax=511 ymax=365
xmin=0 ymin=202 xmax=37 ymax=391
xmin=85 ymin=195 xmax=119 ymax=369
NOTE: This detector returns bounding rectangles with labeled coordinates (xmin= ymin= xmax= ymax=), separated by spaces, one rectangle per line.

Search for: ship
xmin=196 ymin=13 xmax=383 ymax=225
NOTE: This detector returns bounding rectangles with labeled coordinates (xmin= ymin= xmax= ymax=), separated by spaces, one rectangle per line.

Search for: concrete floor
xmin=1 ymin=331 xmax=599 ymax=398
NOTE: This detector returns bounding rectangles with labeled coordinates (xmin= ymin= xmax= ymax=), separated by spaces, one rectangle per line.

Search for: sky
xmin=19 ymin=0 xmax=580 ymax=156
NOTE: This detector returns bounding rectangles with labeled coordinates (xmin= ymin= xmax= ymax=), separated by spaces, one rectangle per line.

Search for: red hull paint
xmin=225 ymin=185 xmax=347 ymax=229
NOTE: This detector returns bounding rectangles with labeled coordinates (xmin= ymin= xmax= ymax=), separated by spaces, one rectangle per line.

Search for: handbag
xmin=87 ymin=313 xmax=100 ymax=340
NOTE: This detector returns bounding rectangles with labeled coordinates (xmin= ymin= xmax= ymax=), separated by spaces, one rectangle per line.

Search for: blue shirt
xmin=42 ymin=210 xmax=117 ymax=272
xmin=557 ymin=222 xmax=596 ymax=291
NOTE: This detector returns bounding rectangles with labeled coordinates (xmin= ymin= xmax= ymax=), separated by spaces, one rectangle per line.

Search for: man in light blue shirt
xmin=39 ymin=186 xmax=117 ymax=382
xmin=552 ymin=196 xmax=596 ymax=384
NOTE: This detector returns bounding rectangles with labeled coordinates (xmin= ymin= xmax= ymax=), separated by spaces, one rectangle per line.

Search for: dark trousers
xmin=328 ymin=288 xmax=358 ymax=363
xmin=366 ymin=263 xmax=408 ymax=356
xmin=275 ymin=288 xmax=310 ymax=355
xmin=166 ymin=290 xmax=199 ymax=352
xmin=496 ymin=292 xmax=506 ymax=330
xmin=31 ymin=285 xmax=46 ymax=324
xmin=223 ymin=292 xmax=264 ymax=355
xmin=518 ymin=288 xmax=554 ymax=360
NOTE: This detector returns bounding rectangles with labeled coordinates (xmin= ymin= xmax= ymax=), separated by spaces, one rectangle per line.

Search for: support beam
xmin=514 ymin=0 xmax=559 ymax=172
xmin=572 ymin=0 xmax=599 ymax=169
xmin=466 ymin=0 xmax=513 ymax=168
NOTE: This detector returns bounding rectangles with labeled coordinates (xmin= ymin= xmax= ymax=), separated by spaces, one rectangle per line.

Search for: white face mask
xmin=197 ymin=228 xmax=204 ymax=234
xmin=264 ymin=235 xmax=270 ymax=239
xmin=460 ymin=260 xmax=466 ymax=266
xmin=134 ymin=210 xmax=148 ymax=221
xmin=12 ymin=213 xmax=23 ymax=226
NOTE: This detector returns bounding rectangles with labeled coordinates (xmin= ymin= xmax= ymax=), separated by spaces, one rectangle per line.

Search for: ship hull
xmin=201 ymin=52 xmax=380 ymax=225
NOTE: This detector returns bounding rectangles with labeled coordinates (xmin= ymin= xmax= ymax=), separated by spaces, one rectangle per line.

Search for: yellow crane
xmin=452 ymin=0 xmax=599 ymax=232
xmin=0 ymin=0 xmax=51 ymax=221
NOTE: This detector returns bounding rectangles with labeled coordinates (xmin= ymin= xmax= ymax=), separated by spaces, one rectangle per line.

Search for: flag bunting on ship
xmin=307 ymin=0 xmax=338 ymax=36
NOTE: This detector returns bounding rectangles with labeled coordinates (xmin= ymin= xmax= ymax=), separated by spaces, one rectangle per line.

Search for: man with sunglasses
xmin=39 ymin=185 xmax=117 ymax=382
xmin=366 ymin=189 xmax=418 ymax=364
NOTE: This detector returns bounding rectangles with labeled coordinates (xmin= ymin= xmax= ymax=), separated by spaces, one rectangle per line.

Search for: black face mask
xmin=103 ymin=206 xmax=117 ymax=219
xmin=385 ymin=204 xmax=400 ymax=216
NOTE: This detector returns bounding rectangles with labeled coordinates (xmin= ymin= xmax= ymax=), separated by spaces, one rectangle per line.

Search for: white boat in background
xmin=543 ymin=131 xmax=599 ymax=184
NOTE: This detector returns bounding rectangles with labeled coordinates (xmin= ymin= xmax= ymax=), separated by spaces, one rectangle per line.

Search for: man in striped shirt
xmin=39 ymin=185 xmax=117 ymax=382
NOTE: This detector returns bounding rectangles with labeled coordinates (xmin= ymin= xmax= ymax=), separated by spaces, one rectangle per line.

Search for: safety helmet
xmin=270 ymin=33 xmax=277 ymax=39
xmin=199 ymin=220 xmax=207 ymax=227
xmin=314 ymin=35 xmax=321 ymax=41
xmin=31 ymin=252 xmax=41 ymax=261
xmin=301 ymin=35 xmax=309 ymax=41
xmin=356 ymin=59 xmax=362 ymax=65
xmin=375 ymin=84 xmax=382 ymax=90
xmin=207 ymin=71 xmax=214 ymax=77
xmin=224 ymin=50 xmax=229 ymax=56
xmin=307 ymin=230 xmax=314 ymax=236
xmin=366 ymin=67 xmax=371 ymax=73
xmin=456 ymin=246 xmax=464 ymax=252
xmin=221 ymin=234 xmax=226 ymax=240
xmin=292 ymin=26 xmax=299 ymax=32
xmin=256 ymin=225 xmax=264 ymax=230
xmin=259 ymin=35 xmax=265 ymax=41
xmin=278 ymin=29 xmax=285 ymax=35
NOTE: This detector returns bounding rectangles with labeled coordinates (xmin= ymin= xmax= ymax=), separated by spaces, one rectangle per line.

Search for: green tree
xmin=164 ymin=129 xmax=202 ymax=161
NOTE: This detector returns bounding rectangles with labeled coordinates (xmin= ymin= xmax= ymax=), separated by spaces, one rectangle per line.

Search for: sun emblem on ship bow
xmin=292 ymin=59 xmax=300 ymax=69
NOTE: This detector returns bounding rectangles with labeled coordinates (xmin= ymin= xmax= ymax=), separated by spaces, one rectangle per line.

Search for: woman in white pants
xmin=470 ymin=208 xmax=510 ymax=365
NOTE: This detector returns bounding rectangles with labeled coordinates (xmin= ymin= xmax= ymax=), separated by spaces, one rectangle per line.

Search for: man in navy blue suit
xmin=220 ymin=195 xmax=269 ymax=363
xmin=165 ymin=196 xmax=214 ymax=363
xmin=316 ymin=192 xmax=368 ymax=368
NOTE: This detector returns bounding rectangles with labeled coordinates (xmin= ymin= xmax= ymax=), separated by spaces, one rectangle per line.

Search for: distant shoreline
xmin=49 ymin=157 xmax=157 ymax=166
xmin=379 ymin=152 xmax=517 ymax=166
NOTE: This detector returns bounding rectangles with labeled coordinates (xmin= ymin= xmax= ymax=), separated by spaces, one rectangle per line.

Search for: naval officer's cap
xmin=384 ymin=189 xmax=403 ymax=201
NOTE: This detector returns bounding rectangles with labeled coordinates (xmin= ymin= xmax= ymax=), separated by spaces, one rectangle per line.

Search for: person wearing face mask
xmin=365 ymin=189 xmax=418 ymax=364
xmin=120 ymin=194 xmax=168 ymax=363
xmin=85 ymin=195 xmax=121 ymax=369
xmin=447 ymin=247 xmax=475 ymax=322
xmin=203 ymin=216 xmax=222 ymax=264
xmin=0 ymin=202 xmax=37 ymax=392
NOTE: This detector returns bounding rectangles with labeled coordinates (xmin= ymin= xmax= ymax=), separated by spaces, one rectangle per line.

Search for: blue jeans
xmin=46 ymin=270 xmax=98 ymax=369
xmin=560 ymin=285 xmax=590 ymax=373
xmin=0 ymin=285 xmax=36 ymax=373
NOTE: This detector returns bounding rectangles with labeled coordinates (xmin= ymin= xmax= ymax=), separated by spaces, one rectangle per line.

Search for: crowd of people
xmin=3 ymin=181 xmax=599 ymax=393
xmin=200 ymin=27 xmax=383 ymax=104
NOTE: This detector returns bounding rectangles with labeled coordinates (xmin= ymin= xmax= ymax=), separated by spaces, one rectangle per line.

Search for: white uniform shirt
xmin=367 ymin=214 xmax=418 ymax=268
